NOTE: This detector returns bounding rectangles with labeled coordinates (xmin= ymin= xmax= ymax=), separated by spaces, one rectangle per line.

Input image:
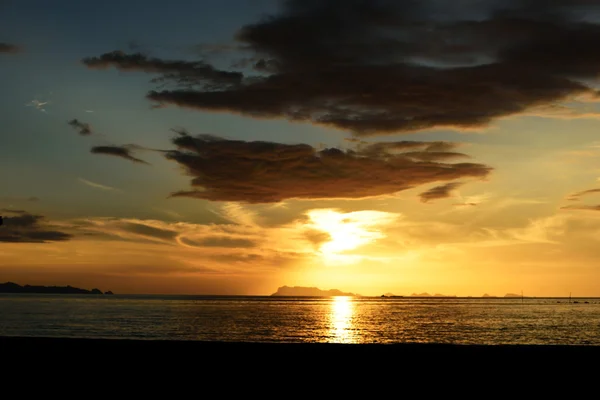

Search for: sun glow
xmin=306 ymin=209 xmax=397 ymax=261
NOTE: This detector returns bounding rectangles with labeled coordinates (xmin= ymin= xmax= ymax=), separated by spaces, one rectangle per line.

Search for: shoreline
xmin=3 ymin=335 xmax=600 ymax=357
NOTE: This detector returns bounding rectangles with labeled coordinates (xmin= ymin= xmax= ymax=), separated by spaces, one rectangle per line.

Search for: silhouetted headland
xmin=271 ymin=285 xmax=358 ymax=296
xmin=0 ymin=282 xmax=113 ymax=295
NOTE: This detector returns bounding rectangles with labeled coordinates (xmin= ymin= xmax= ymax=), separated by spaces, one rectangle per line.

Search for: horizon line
xmin=59 ymin=293 xmax=600 ymax=299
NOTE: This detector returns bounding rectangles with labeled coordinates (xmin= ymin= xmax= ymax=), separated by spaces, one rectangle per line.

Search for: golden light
xmin=329 ymin=296 xmax=357 ymax=343
xmin=306 ymin=209 xmax=397 ymax=262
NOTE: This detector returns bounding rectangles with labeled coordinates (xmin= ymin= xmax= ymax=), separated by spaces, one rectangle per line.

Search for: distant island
xmin=0 ymin=282 xmax=113 ymax=295
xmin=271 ymin=286 xmax=359 ymax=297
xmin=409 ymin=292 xmax=457 ymax=298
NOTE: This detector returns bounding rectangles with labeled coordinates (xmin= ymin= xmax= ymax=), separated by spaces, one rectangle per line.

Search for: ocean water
xmin=1 ymin=294 xmax=600 ymax=345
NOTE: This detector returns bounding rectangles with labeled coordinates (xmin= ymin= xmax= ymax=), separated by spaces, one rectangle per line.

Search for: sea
xmin=1 ymin=294 xmax=600 ymax=345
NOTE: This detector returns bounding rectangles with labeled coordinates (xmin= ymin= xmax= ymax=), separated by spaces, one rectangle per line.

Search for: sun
xmin=306 ymin=209 xmax=396 ymax=262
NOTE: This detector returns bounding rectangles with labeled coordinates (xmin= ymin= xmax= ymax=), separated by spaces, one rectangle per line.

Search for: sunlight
xmin=306 ymin=209 xmax=397 ymax=260
xmin=328 ymin=296 xmax=356 ymax=343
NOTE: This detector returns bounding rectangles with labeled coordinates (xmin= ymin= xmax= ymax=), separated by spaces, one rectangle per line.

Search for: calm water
xmin=1 ymin=294 xmax=600 ymax=345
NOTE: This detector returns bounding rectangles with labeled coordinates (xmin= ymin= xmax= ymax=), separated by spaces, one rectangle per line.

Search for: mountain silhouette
xmin=271 ymin=286 xmax=358 ymax=297
xmin=0 ymin=282 xmax=111 ymax=295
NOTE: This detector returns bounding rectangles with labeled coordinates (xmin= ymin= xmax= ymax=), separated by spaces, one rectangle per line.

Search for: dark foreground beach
xmin=4 ymin=335 xmax=600 ymax=362
xmin=3 ymin=336 xmax=598 ymax=391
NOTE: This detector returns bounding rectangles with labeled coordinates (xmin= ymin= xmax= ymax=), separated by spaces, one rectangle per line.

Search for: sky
xmin=3 ymin=0 xmax=600 ymax=296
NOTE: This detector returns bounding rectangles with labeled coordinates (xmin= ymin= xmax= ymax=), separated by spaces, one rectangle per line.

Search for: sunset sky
xmin=3 ymin=0 xmax=600 ymax=296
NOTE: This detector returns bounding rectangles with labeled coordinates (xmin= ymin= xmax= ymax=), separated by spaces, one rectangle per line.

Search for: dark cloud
xmin=68 ymin=119 xmax=92 ymax=135
xmin=180 ymin=236 xmax=257 ymax=248
xmin=83 ymin=1 xmax=600 ymax=135
xmin=0 ymin=210 xmax=72 ymax=243
xmin=120 ymin=222 xmax=178 ymax=241
xmin=164 ymin=131 xmax=490 ymax=203
xmin=353 ymin=140 xmax=467 ymax=158
xmin=91 ymin=145 xmax=150 ymax=165
xmin=419 ymin=182 xmax=465 ymax=203
xmin=0 ymin=43 xmax=20 ymax=54
xmin=561 ymin=204 xmax=600 ymax=211
xmin=82 ymin=51 xmax=243 ymax=89
xmin=566 ymin=188 xmax=600 ymax=201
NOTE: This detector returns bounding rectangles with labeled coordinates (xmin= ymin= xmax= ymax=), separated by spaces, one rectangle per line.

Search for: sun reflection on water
xmin=329 ymin=296 xmax=357 ymax=343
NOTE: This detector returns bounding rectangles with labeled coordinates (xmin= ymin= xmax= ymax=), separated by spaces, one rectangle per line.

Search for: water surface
xmin=1 ymin=294 xmax=599 ymax=345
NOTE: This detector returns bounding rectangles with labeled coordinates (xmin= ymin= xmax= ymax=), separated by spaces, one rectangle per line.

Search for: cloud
xmin=0 ymin=210 xmax=72 ymax=243
xmin=305 ymin=208 xmax=398 ymax=260
xmin=56 ymin=204 xmax=327 ymax=270
xmin=82 ymin=50 xmax=243 ymax=88
xmin=566 ymin=188 xmax=600 ymax=201
xmin=91 ymin=145 xmax=150 ymax=165
xmin=164 ymin=131 xmax=491 ymax=203
xmin=118 ymin=221 xmax=179 ymax=241
xmin=82 ymin=1 xmax=600 ymax=135
xmin=561 ymin=204 xmax=600 ymax=211
xmin=182 ymin=236 xmax=257 ymax=248
xmin=0 ymin=196 xmax=40 ymax=203
xmin=1 ymin=208 xmax=27 ymax=214
xmin=26 ymin=99 xmax=50 ymax=113
xmin=0 ymin=43 xmax=20 ymax=54
xmin=450 ymin=192 xmax=493 ymax=208
xmin=68 ymin=119 xmax=93 ymax=135
xmin=371 ymin=212 xmax=579 ymax=257
xmin=218 ymin=202 xmax=260 ymax=227
xmin=53 ymin=203 xmax=412 ymax=273
xmin=303 ymin=229 xmax=332 ymax=249
xmin=78 ymin=178 xmax=118 ymax=191
xmin=419 ymin=182 xmax=465 ymax=203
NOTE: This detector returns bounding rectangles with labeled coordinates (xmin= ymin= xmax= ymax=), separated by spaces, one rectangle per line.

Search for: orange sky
xmin=4 ymin=0 xmax=600 ymax=296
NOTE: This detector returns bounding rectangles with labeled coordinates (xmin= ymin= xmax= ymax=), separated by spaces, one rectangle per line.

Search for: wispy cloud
xmin=152 ymin=208 xmax=183 ymax=219
xmin=55 ymin=205 xmax=326 ymax=272
xmin=566 ymin=188 xmax=600 ymax=201
xmin=219 ymin=202 xmax=260 ymax=227
xmin=452 ymin=192 xmax=492 ymax=208
xmin=78 ymin=178 xmax=119 ymax=191
xmin=26 ymin=99 xmax=50 ymax=113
